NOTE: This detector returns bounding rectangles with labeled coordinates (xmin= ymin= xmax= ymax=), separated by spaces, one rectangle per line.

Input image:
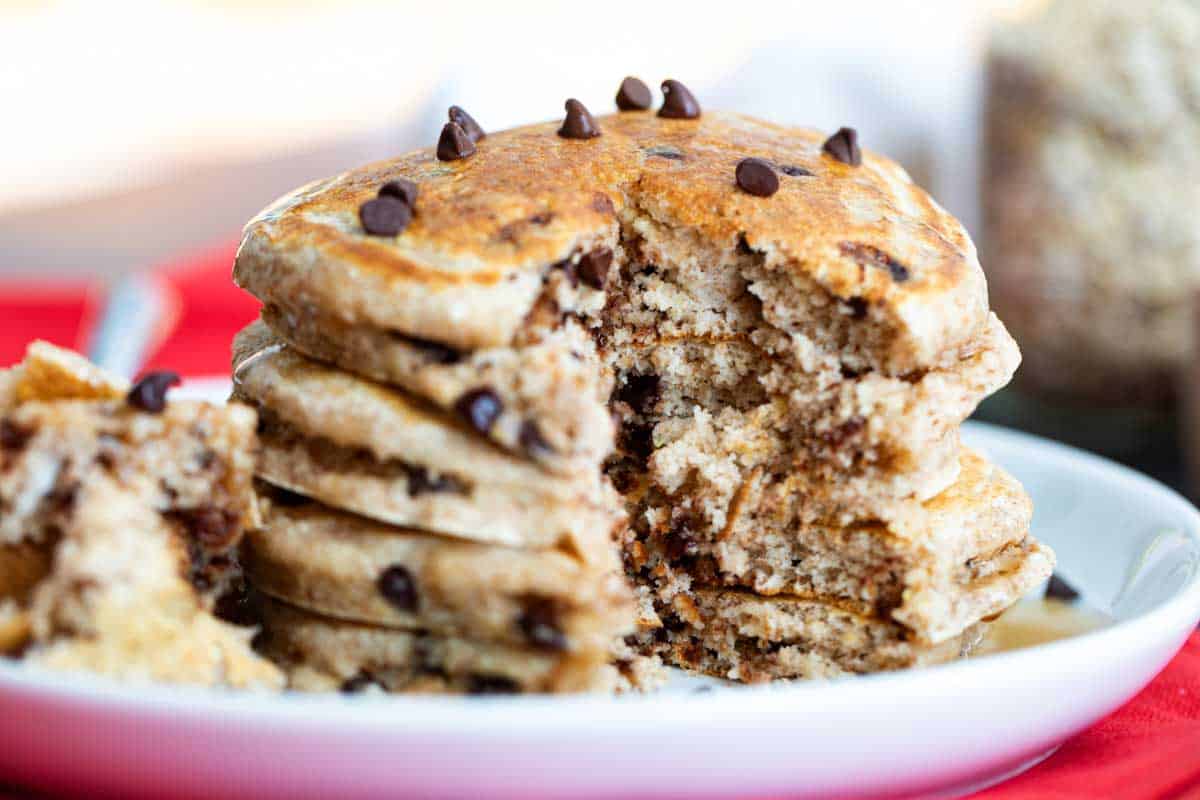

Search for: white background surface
xmin=0 ymin=0 xmax=1045 ymax=230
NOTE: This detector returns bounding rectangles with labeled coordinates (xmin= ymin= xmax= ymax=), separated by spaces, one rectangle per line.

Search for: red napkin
xmin=138 ymin=241 xmax=260 ymax=377
xmin=0 ymin=243 xmax=1198 ymax=799
xmin=0 ymin=242 xmax=256 ymax=379
xmin=975 ymin=631 xmax=1200 ymax=799
xmin=0 ymin=280 xmax=104 ymax=368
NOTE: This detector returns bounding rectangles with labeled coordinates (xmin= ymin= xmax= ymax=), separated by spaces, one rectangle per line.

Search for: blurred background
xmin=2 ymin=0 xmax=1198 ymax=492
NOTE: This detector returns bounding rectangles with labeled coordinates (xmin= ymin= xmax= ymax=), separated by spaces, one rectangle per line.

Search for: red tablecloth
xmin=2 ymin=244 xmax=1199 ymax=800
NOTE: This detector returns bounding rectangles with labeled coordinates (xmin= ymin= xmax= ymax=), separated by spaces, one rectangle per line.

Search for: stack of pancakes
xmin=232 ymin=93 xmax=1052 ymax=686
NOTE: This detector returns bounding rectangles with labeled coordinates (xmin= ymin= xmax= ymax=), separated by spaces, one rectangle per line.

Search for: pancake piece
xmin=235 ymin=112 xmax=988 ymax=370
xmin=23 ymin=476 xmax=281 ymax=688
xmin=604 ymin=313 xmax=1018 ymax=527
xmin=233 ymin=322 xmax=617 ymax=558
xmin=0 ymin=342 xmax=282 ymax=688
xmin=259 ymin=597 xmax=619 ymax=694
xmin=628 ymin=448 xmax=1052 ymax=679
xmin=636 ymin=589 xmax=990 ymax=682
xmin=897 ymin=535 xmax=1054 ymax=644
xmin=623 ymin=448 xmax=1046 ymax=642
xmin=260 ymin=302 xmax=613 ymax=477
xmin=245 ymin=492 xmax=633 ymax=653
xmin=1 ymin=342 xmax=259 ymax=601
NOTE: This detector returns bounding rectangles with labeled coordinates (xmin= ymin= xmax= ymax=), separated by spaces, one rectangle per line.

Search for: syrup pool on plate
xmin=978 ymin=596 xmax=1110 ymax=655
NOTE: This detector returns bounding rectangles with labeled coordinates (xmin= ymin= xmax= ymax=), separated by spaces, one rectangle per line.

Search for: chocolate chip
xmin=688 ymin=552 xmax=720 ymax=584
xmin=658 ymin=80 xmax=700 ymax=119
xmin=616 ymin=76 xmax=652 ymax=111
xmin=558 ymin=98 xmax=601 ymax=139
xmin=779 ymin=164 xmax=813 ymax=177
xmin=577 ymin=247 xmax=612 ymax=289
xmin=187 ymin=539 xmax=212 ymax=592
xmin=617 ymin=373 xmax=660 ymax=415
xmin=172 ymin=507 xmax=240 ymax=548
xmin=736 ymin=233 xmax=757 ymax=256
xmin=735 ymin=157 xmax=779 ymax=197
xmin=47 ymin=483 xmax=78 ymax=515
xmin=406 ymin=466 xmax=464 ymax=497
xmin=818 ymin=416 xmax=866 ymax=450
xmin=607 ymin=465 xmax=638 ymax=494
xmin=359 ymin=195 xmax=412 ymax=236
xmin=840 ymin=364 xmax=865 ymax=380
xmin=341 ymin=672 xmax=383 ymax=694
xmin=126 ymin=371 xmax=180 ymax=413
xmin=839 ymin=242 xmax=910 ymax=282
xmin=437 ymin=122 xmax=476 ymax=161
xmin=455 ymin=388 xmax=503 ymax=434
xmin=592 ymin=193 xmax=615 ymax=214
xmin=196 ymin=449 xmax=216 ymax=470
xmin=377 ymin=565 xmax=419 ymax=612
xmin=645 ymin=146 xmax=684 ymax=160
xmin=846 ymin=298 xmax=869 ymax=319
xmin=620 ymin=421 xmax=654 ymax=462
xmin=1045 ymin=574 xmax=1080 ymax=603
xmin=822 ymin=127 xmax=861 ymax=166
xmin=270 ymin=486 xmax=311 ymax=507
xmin=518 ymin=599 xmax=567 ymax=652
xmin=497 ymin=212 xmax=555 ymax=243
xmin=663 ymin=527 xmax=697 ymax=561
xmin=378 ymin=178 xmax=419 ymax=208
xmin=518 ymin=420 xmax=555 ymax=458
xmin=249 ymin=628 xmax=272 ymax=651
xmin=467 ymin=674 xmax=520 ymax=695
xmin=213 ymin=581 xmax=259 ymax=627
xmin=448 ymin=105 xmax=486 ymax=143
xmin=0 ymin=419 xmax=32 ymax=451
xmin=388 ymin=331 xmax=460 ymax=365
xmin=411 ymin=637 xmax=435 ymax=671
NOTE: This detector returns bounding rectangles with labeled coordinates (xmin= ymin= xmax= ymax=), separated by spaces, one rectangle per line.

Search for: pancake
xmin=638 ymin=588 xmax=991 ymax=682
xmin=244 ymin=493 xmax=633 ymax=653
xmin=623 ymin=447 xmax=1048 ymax=642
xmin=234 ymin=111 xmax=988 ymax=373
xmin=232 ymin=322 xmax=618 ymax=558
xmin=259 ymin=303 xmax=613 ymax=477
xmin=259 ymin=597 xmax=619 ymax=694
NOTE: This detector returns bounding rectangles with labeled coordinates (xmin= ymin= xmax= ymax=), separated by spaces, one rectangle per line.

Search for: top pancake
xmin=235 ymin=110 xmax=988 ymax=370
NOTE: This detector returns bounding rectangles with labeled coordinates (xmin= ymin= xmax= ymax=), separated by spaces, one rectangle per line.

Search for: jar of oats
xmin=983 ymin=0 xmax=1200 ymax=416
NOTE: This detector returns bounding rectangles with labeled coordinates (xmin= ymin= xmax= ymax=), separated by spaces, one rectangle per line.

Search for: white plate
xmin=2 ymin=421 xmax=1199 ymax=800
